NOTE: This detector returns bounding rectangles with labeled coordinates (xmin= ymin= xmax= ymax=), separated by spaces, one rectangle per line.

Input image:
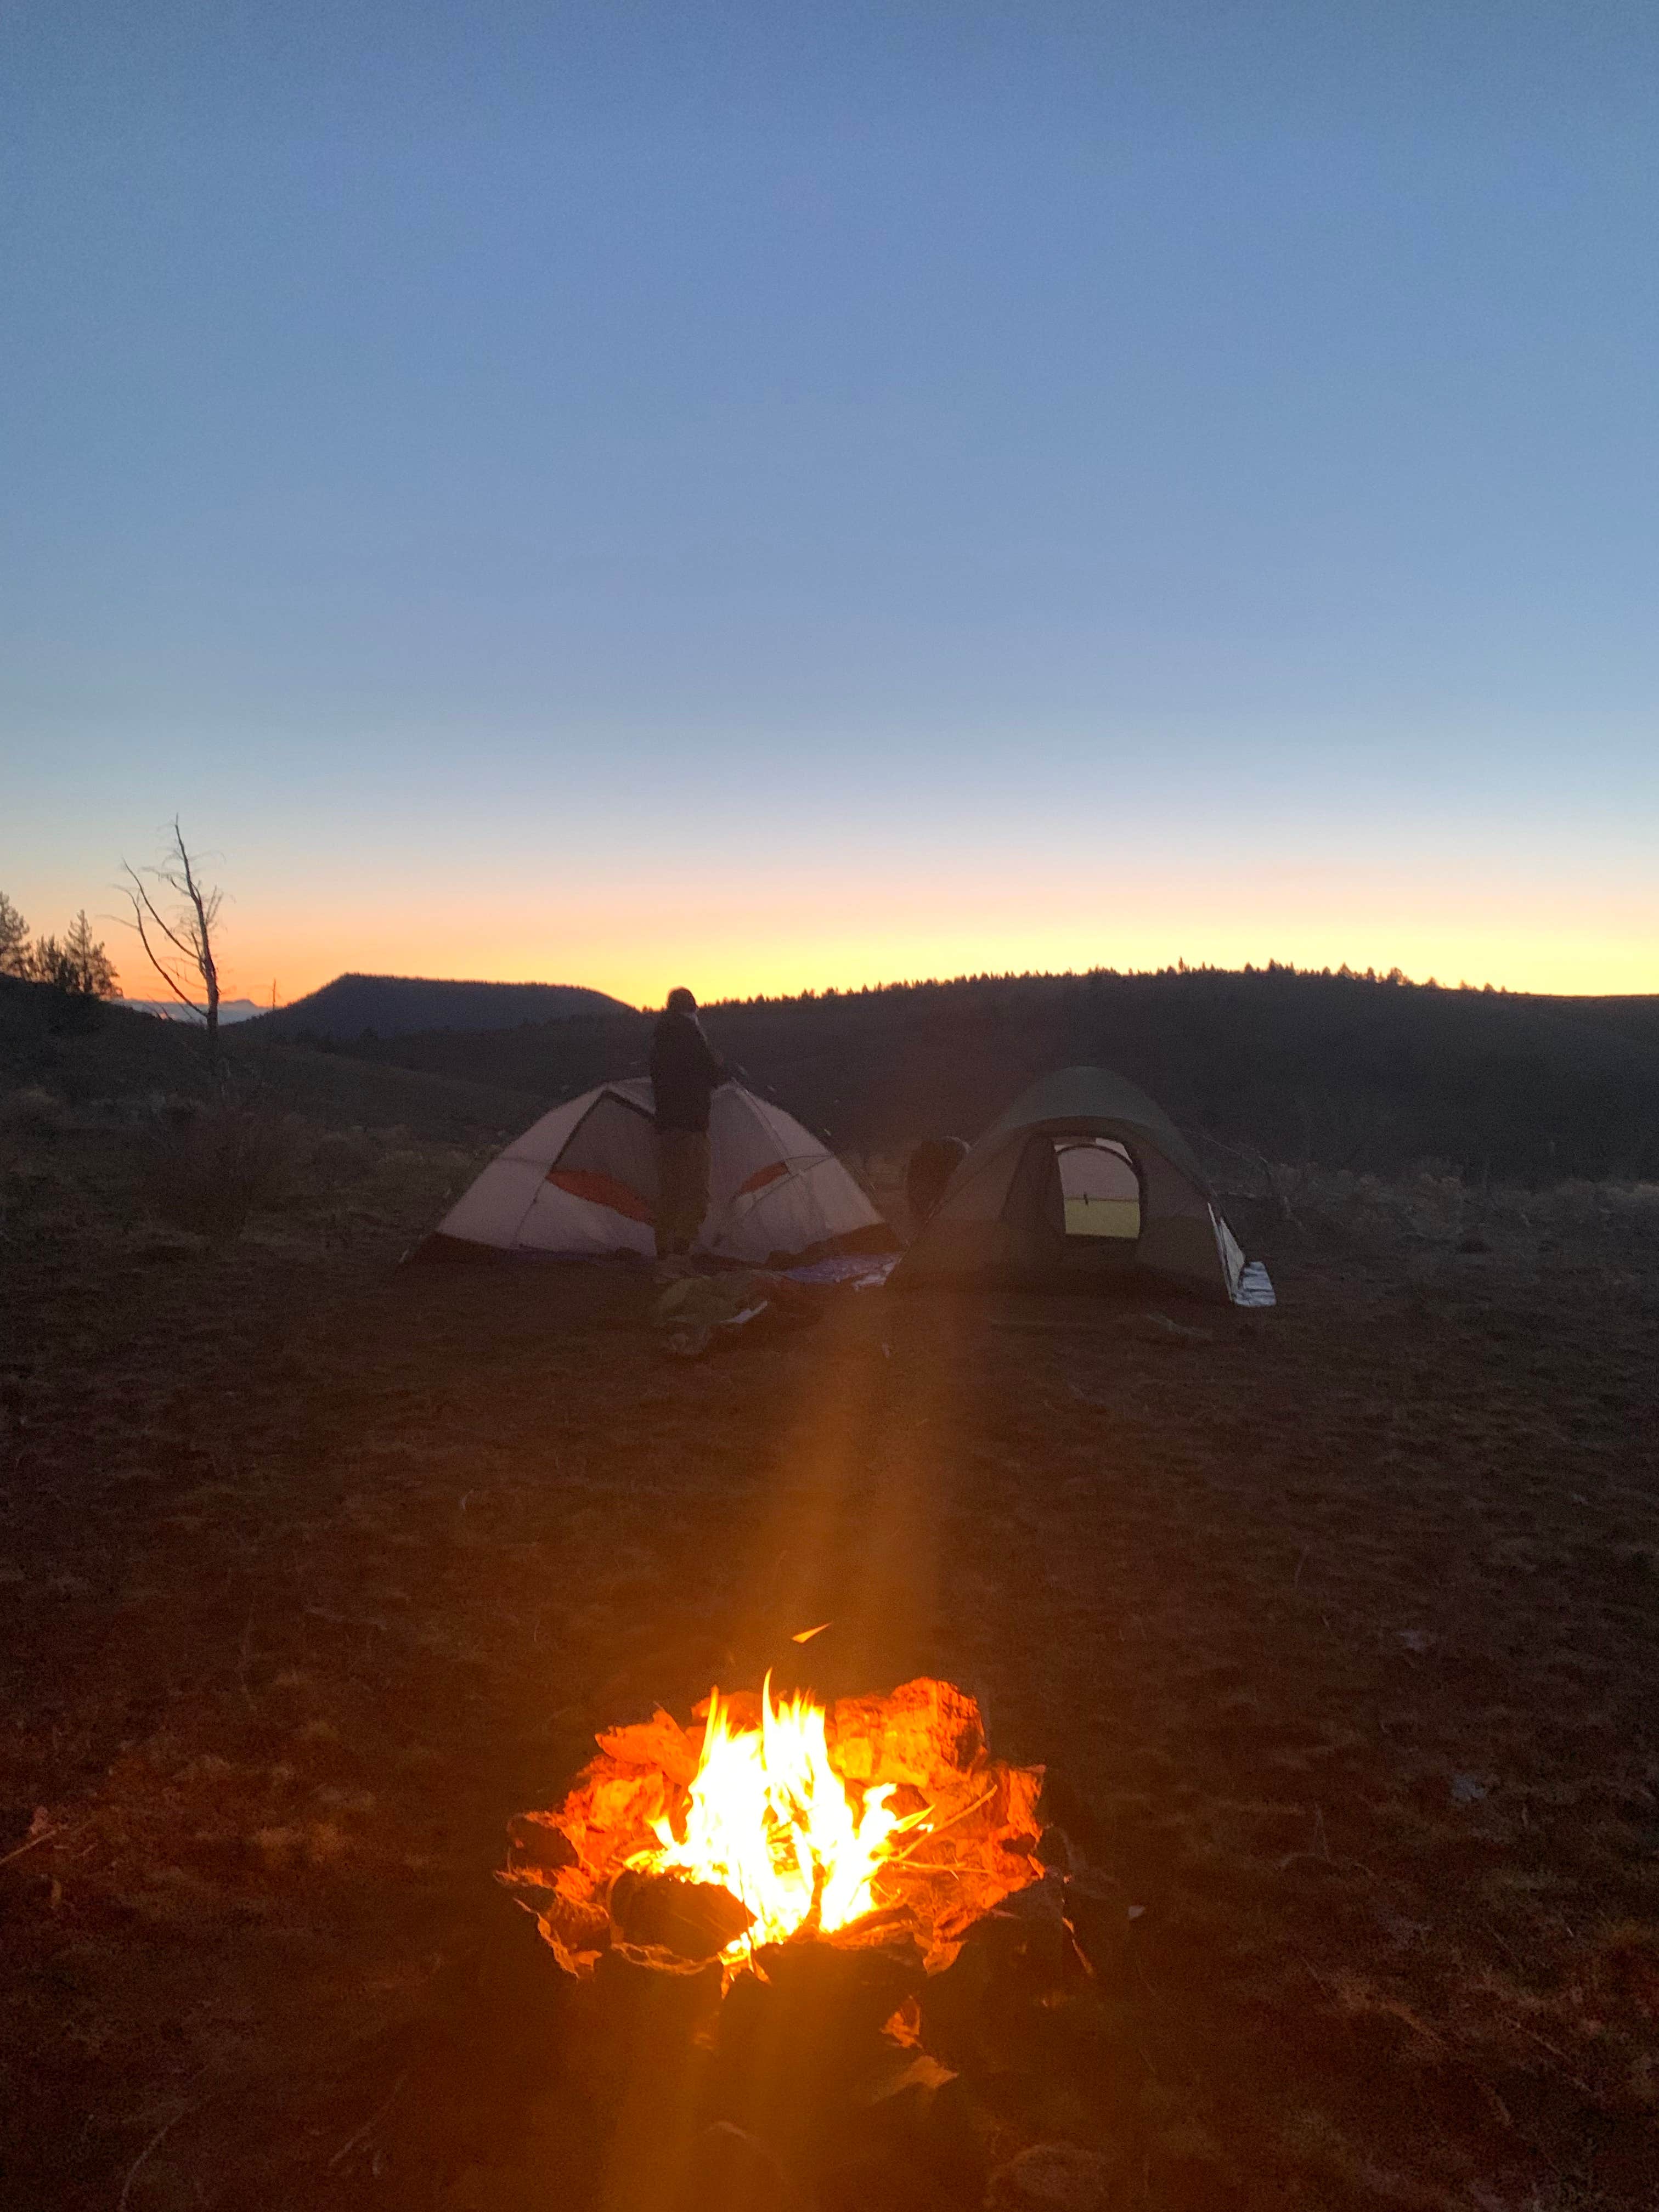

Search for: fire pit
xmin=501 ymin=1675 xmax=1047 ymax=1981
xmin=499 ymin=1678 xmax=1128 ymax=2209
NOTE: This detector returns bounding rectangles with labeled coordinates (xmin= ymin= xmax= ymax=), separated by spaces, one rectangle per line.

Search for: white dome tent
xmin=417 ymin=1077 xmax=896 ymax=1268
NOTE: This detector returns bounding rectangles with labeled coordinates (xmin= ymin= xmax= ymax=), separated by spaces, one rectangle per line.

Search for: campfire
xmin=503 ymin=1675 xmax=1047 ymax=1981
xmin=499 ymin=1678 xmax=1134 ymax=2209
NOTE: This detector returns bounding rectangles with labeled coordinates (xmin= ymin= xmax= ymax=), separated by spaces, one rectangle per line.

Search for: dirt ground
xmin=2 ymin=1109 xmax=1657 ymax=2211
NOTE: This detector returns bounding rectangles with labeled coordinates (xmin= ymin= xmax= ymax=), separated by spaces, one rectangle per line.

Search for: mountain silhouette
xmin=250 ymin=972 xmax=633 ymax=1042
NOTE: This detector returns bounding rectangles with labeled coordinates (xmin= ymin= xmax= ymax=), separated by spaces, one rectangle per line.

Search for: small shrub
xmin=0 ymin=1086 xmax=66 ymax=1139
xmin=369 ymin=1146 xmax=433 ymax=1184
xmin=145 ymin=1102 xmax=302 ymax=1239
xmin=310 ymin=1128 xmax=380 ymax=1185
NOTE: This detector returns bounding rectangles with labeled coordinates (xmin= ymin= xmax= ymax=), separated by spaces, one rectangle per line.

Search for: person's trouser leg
xmin=683 ymin=1130 xmax=710 ymax=1251
xmin=656 ymin=1130 xmax=712 ymax=1258
xmin=654 ymin=1132 xmax=683 ymax=1259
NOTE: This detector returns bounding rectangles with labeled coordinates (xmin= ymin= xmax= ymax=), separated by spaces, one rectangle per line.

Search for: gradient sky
xmin=4 ymin=1 xmax=1656 ymax=1008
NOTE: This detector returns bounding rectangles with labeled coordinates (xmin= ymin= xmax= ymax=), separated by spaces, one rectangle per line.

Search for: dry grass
xmin=141 ymin=1098 xmax=306 ymax=1239
xmin=1206 ymin=1149 xmax=1659 ymax=1259
xmin=0 ymin=1082 xmax=68 ymax=1138
xmin=1 ymin=1136 xmax=1655 ymax=2210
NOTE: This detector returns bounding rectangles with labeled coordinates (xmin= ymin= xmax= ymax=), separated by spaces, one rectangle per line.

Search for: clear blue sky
xmin=4 ymin=1 xmax=1656 ymax=1005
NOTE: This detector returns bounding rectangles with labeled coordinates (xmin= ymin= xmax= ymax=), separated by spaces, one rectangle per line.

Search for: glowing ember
xmin=633 ymin=1674 xmax=927 ymax=1954
xmin=503 ymin=1675 xmax=1047 ymax=1981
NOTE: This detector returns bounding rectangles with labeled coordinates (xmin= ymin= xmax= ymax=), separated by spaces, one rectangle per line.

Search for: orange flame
xmin=630 ymin=1672 xmax=929 ymax=1956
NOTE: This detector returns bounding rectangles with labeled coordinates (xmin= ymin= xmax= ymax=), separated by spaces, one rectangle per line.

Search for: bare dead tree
xmin=121 ymin=822 xmax=224 ymax=1060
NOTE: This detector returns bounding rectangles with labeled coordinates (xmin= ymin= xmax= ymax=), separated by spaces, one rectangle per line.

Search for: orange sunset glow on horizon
xmin=119 ymin=866 xmax=1656 ymax=1017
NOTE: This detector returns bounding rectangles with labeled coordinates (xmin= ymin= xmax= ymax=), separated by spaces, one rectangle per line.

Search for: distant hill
xmin=249 ymin=973 xmax=633 ymax=1043
xmin=120 ymin=997 xmax=264 ymax=1025
xmin=313 ymin=967 xmax=1659 ymax=1184
xmin=0 ymin=973 xmax=538 ymax=1142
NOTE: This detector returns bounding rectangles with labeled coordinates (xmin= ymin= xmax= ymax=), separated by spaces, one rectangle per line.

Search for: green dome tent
xmin=890 ymin=1066 xmax=1270 ymax=1305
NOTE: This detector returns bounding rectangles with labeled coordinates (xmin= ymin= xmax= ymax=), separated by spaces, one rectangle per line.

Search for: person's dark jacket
xmin=906 ymin=1136 xmax=968 ymax=1224
xmin=650 ymin=1009 xmax=727 ymax=1133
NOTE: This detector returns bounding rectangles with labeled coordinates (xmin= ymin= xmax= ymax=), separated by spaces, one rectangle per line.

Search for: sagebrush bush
xmin=0 ymin=1086 xmax=66 ymax=1138
xmin=369 ymin=1147 xmax=432 ymax=1184
xmin=145 ymin=1102 xmax=302 ymax=1239
xmin=1204 ymin=1149 xmax=1659 ymax=1265
xmin=309 ymin=1127 xmax=381 ymax=1184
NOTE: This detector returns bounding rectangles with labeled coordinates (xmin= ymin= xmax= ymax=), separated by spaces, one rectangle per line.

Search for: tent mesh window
xmin=1054 ymin=1137 xmax=1141 ymax=1245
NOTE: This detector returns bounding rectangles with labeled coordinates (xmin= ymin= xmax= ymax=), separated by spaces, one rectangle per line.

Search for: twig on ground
xmin=0 ymin=1816 xmax=92 ymax=1870
xmin=329 ymin=2071 xmax=410 ymax=2172
xmin=238 ymin=1605 xmax=256 ymax=1709
xmin=1277 ymin=1850 xmax=1378 ymax=1882
xmin=117 ymin=2106 xmax=193 ymax=2211
xmin=1296 ymin=1950 xmax=1331 ymax=1996
xmin=1517 ymin=2023 xmax=1592 ymax=2091
xmin=1483 ymin=1918 xmax=1528 ymax=1971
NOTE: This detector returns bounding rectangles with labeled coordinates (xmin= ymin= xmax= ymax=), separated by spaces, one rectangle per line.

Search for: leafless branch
xmin=118 ymin=822 xmax=225 ymax=1056
xmin=127 ymin=864 xmax=197 ymax=967
xmin=122 ymin=871 xmax=201 ymax=1008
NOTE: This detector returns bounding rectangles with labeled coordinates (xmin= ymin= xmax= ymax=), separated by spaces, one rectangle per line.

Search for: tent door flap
xmin=1054 ymin=1137 xmax=1142 ymax=1245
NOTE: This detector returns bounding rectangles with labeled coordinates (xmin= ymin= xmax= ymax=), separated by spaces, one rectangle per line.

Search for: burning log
xmin=826 ymin=1674 xmax=986 ymax=1784
xmin=609 ymin=1867 xmax=755 ymax=1963
xmin=501 ymin=1675 xmax=1047 ymax=1982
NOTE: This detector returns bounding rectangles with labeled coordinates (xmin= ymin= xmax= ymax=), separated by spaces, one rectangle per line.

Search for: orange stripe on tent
xmin=546 ymin=1168 xmax=654 ymax=1223
xmin=736 ymin=1161 xmax=789 ymax=1197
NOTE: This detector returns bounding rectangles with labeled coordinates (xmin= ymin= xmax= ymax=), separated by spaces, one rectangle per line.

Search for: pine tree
xmin=65 ymin=910 xmax=120 ymax=998
xmin=26 ymin=912 xmax=120 ymax=999
xmin=0 ymin=890 xmax=29 ymax=977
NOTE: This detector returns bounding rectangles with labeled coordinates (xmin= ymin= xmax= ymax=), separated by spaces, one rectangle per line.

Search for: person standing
xmin=649 ymin=987 xmax=727 ymax=1260
xmin=905 ymin=1135 xmax=968 ymax=1232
